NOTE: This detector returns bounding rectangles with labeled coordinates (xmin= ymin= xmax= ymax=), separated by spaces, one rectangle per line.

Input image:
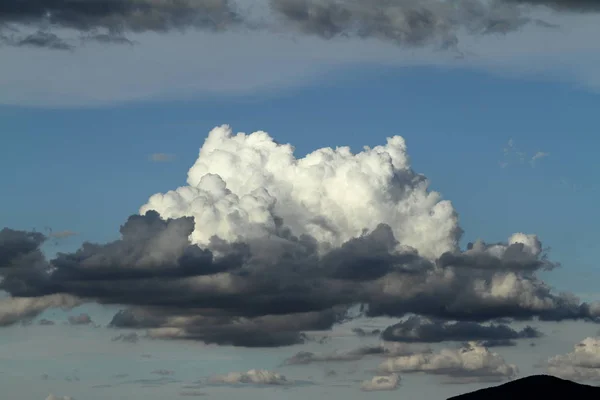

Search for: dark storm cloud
xmin=283 ymin=346 xmax=386 ymax=365
xmin=437 ymin=238 xmax=557 ymax=272
xmin=0 ymin=0 xmax=240 ymax=33
xmin=0 ymin=228 xmax=46 ymax=267
xmin=1 ymin=0 xmax=599 ymax=51
xmin=381 ymin=315 xmax=542 ymax=343
xmin=1 ymin=211 xmax=599 ymax=347
xmin=0 ymin=0 xmax=240 ymax=49
xmin=268 ymin=0 xmax=554 ymax=50
xmin=509 ymin=0 xmax=600 ymax=11
xmin=14 ymin=30 xmax=73 ymax=50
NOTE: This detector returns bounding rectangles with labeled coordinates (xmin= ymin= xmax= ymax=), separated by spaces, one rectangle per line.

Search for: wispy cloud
xmin=530 ymin=151 xmax=550 ymax=166
xmin=48 ymin=230 xmax=78 ymax=239
xmin=500 ymin=139 xmax=548 ymax=168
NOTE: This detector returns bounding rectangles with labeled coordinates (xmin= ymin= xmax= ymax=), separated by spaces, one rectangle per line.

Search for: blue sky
xmin=2 ymin=66 xmax=599 ymax=291
xmin=3 ymin=2 xmax=600 ymax=399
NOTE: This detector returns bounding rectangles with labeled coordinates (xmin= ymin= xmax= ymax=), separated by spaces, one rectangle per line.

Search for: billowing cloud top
xmin=1 ymin=125 xmax=599 ymax=347
xmin=379 ymin=342 xmax=518 ymax=381
xmin=141 ymin=124 xmax=460 ymax=260
xmin=547 ymin=337 xmax=600 ymax=381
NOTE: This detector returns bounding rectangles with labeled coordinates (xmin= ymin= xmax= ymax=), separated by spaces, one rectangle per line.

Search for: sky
xmin=2 ymin=1 xmax=600 ymax=399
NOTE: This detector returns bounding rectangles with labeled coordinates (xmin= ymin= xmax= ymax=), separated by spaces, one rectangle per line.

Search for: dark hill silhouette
xmin=448 ymin=375 xmax=600 ymax=399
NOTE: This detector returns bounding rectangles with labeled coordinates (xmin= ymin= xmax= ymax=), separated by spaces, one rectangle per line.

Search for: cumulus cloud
xmin=379 ymin=342 xmax=518 ymax=382
xmin=547 ymin=337 xmax=600 ymax=381
xmin=360 ymin=373 xmax=400 ymax=391
xmin=1 ymin=126 xmax=598 ymax=347
xmin=208 ymin=369 xmax=290 ymax=385
xmin=381 ymin=315 xmax=542 ymax=343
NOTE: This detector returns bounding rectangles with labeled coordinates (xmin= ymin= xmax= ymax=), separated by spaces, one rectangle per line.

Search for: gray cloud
xmin=38 ymin=318 xmax=56 ymax=325
xmin=0 ymin=0 xmax=240 ymax=49
xmin=509 ymin=0 xmax=600 ymax=11
xmin=268 ymin=0 xmax=540 ymax=50
xmin=68 ymin=313 xmax=93 ymax=325
xmin=546 ymin=337 xmax=600 ymax=381
xmin=111 ymin=332 xmax=140 ymax=343
xmin=152 ymin=369 xmax=175 ymax=376
xmin=1 ymin=210 xmax=598 ymax=346
xmin=0 ymin=0 xmax=240 ymax=32
xmin=2 ymin=128 xmax=599 ymax=347
xmin=379 ymin=341 xmax=518 ymax=382
xmin=12 ymin=30 xmax=73 ymax=50
xmin=2 ymin=0 xmax=600 ymax=51
xmin=207 ymin=369 xmax=291 ymax=385
xmin=283 ymin=346 xmax=389 ymax=365
xmin=360 ymin=373 xmax=400 ymax=391
xmin=381 ymin=315 xmax=542 ymax=343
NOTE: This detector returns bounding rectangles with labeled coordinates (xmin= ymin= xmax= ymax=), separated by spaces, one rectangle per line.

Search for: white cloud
xmin=378 ymin=341 xmax=518 ymax=381
xmin=141 ymin=124 xmax=459 ymax=260
xmin=360 ymin=374 xmax=400 ymax=391
xmin=547 ymin=337 xmax=600 ymax=381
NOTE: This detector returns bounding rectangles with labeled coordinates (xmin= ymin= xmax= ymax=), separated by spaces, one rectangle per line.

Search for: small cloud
xmin=360 ymin=374 xmax=400 ymax=392
xmin=149 ymin=153 xmax=176 ymax=162
xmin=38 ymin=318 xmax=55 ymax=325
xmin=208 ymin=369 xmax=290 ymax=385
xmin=152 ymin=369 xmax=175 ymax=376
xmin=16 ymin=31 xmax=73 ymax=51
xmin=530 ymin=151 xmax=550 ymax=166
xmin=67 ymin=313 xmax=92 ymax=325
xmin=179 ymin=391 xmax=207 ymax=397
xmin=111 ymin=332 xmax=140 ymax=343
xmin=500 ymin=139 xmax=547 ymax=168
xmin=48 ymin=231 xmax=78 ymax=239
xmin=45 ymin=394 xmax=73 ymax=400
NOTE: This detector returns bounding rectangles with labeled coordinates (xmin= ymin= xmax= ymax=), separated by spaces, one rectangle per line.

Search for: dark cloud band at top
xmin=2 ymin=0 xmax=600 ymax=50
